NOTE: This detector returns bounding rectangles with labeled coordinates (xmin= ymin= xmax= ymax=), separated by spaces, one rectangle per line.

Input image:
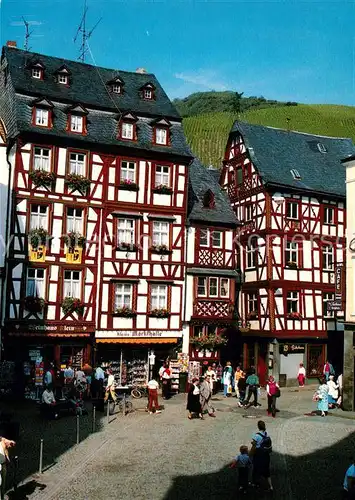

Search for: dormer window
xmin=112 ymin=84 xmax=122 ymax=94
xmin=65 ymin=104 xmax=88 ymax=135
xmin=156 ymin=127 xmax=167 ymax=145
xmin=32 ymin=68 xmax=42 ymax=79
xmin=70 ymin=115 xmax=83 ymax=133
xmin=317 ymin=142 xmax=327 ymax=153
xmin=203 ymin=190 xmax=215 ymax=208
xmin=118 ymin=112 xmax=137 ymax=142
xmin=290 ymin=169 xmax=301 ymax=180
xmin=31 ymin=98 xmax=53 ymax=129
xmin=140 ymin=83 xmax=155 ymax=101
xmin=151 ymin=118 xmax=171 ymax=147
xmin=59 ymin=74 xmax=68 ymax=85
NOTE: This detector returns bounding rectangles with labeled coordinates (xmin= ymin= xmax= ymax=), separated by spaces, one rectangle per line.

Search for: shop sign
xmin=335 ymin=263 xmax=344 ymax=300
xmin=96 ymin=330 xmax=183 ymax=338
xmin=280 ymin=344 xmax=305 ymax=355
xmin=327 ymin=300 xmax=342 ymax=311
xmin=9 ymin=323 xmax=92 ymax=334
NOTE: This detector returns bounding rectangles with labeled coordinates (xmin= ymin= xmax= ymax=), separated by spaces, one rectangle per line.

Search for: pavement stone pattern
xmin=4 ymin=387 xmax=355 ymax=500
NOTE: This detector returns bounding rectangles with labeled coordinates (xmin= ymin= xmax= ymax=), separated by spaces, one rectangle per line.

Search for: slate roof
xmin=188 ymin=158 xmax=239 ymax=227
xmin=1 ymin=46 xmax=191 ymax=159
xmin=231 ymin=121 xmax=355 ymax=198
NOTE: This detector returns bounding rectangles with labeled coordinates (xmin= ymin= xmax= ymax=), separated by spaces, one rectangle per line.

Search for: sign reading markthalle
xmin=95 ymin=330 xmax=182 ymax=338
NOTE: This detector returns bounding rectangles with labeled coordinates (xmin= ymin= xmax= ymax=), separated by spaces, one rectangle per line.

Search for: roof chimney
xmin=136 ymin=67 xmax=147 ymax=74
xmin=6 ymin=41 xmax=17 ymax=48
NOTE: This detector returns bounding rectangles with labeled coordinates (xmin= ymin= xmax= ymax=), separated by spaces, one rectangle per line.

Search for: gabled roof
xmin=2 ymin=46 xmax=180 ymax=119
xmin=188 ymin=158 xmax=239 ymax=227
xmin=230 ymin=121 xmax=355 ymax=198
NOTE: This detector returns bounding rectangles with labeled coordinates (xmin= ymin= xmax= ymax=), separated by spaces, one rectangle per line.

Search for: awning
xmin=96 ymin=338 xmax=178 ymax=344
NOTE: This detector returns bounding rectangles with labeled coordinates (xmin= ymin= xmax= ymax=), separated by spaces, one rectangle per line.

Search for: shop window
xmin=307 ymin=345 xmax=324 ymax=377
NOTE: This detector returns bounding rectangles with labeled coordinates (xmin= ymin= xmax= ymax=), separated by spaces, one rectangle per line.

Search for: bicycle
xmin=106 ymin=389 xmax=134 ymax=415
xmin=131 ymin=386 xmax=148 ymax=399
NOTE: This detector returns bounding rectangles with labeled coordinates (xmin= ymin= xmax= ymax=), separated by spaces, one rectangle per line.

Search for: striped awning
xmin=96 ymin=338 xmax=178 ymax=344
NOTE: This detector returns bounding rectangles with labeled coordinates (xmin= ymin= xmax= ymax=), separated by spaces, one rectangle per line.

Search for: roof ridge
xmin=233 ymin=120 xmax=352 ymax=141
xmin=3 ymin=45 xmax=155 ymax=77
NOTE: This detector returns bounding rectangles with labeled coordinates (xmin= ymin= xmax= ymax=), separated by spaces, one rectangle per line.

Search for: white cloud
xmin=174 ymin=69 xmax=229 ymax=92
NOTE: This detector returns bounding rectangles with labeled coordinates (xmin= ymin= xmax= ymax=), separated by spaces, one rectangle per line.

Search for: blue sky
xmin=0 ymin=0 xmax=355 ymax=105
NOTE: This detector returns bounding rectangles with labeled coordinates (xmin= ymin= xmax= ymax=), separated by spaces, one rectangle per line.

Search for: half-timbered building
xmin=183 ymin=159 xmax=239 ymax=365
xmin=221 ymin=121 xmax=354 ymax=385
xmin=0 ymin=43 xmax=192 ymax=373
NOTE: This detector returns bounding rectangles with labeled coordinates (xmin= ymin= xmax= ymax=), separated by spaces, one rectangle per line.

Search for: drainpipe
xmin=0 ymin=140 xmax=15 ymax=361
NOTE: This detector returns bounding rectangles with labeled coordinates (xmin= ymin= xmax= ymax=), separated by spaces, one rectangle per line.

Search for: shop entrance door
xmin=258 ymin=343 xmax=268 ymax=387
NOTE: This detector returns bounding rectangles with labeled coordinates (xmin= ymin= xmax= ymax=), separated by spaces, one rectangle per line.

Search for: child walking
xmin=230 ymin=445 xmax=252 ymax=494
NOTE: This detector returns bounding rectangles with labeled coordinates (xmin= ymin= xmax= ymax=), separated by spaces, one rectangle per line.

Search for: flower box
xmin=113 ymin=307 xmax=136 ymax=317
xmin=63 ymin=232 xmax=86 ymax=249
xmin=65 ymin=174 xmax=91 ymax=195
xmin=152 ymin=185 xmax=173 ymax=195
xmin=286 ymin=261 xmax=298 ymax=269
xmin=119 ymin=180 xmax=139 ymax=191
xmin=29 ymin=169 xmax=56 ymax=188
xmin=287 ymin=312 xmax=302 ymax=320
xmin=150 ymin=245 xmax=172 ymax=255
xmin=190 ymin=334 xmax=227 ymax=350
xmin=24 ymin=296 xmax=45 ymax=313
xmin=149 ymin=308 xmax=170 ymax=318
xmin=62 ymin=297 xmax=84 ymax=316
xmin=116 ymin=242 xmax=138 ymax=252
xmin=29 ymin=228 xmax=49 ymax=249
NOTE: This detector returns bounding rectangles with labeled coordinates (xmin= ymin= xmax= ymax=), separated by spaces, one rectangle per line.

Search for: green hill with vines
xmin=182 ymin=104 xmax=355 ymax=168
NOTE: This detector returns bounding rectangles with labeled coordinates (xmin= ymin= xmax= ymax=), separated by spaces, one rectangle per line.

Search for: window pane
xmin=209 ymin=278 xmax=218 ymax=296
xmin=220 ymin=279 xmax=229 ymax=297
xmin=156 ymin=128 xmax=167 ymax=145
xmin=120 ymin=161 xmax=136 ymax=182
xmin=200 ymin=229 xmax=208 ymax=246
xmin=122 ymin=123 xmax=133 ymax=139
xmin=212 ymin=231 xmax=221 ymax=247
xmin=69 ymin=153 xmax=86 ymax=175
xmin=197 ymin=277 xmax=206 ymax=296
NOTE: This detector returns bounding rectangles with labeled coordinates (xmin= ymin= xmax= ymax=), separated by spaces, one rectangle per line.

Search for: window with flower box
xmin=63 ymin=270 xmax=81 ymax=298
xmin=30 ymin=205 xmax=48 ymax=230
xmin=285 ymin=241 xmax=299 ymax=268
xmin=150 ymin=284 xmax=167 ymax=310
xmin=117 ymin=219 xmax=135 ymax=247
xmin=114 ymin=283 xmax=133 ymax=310
xmin=67 ymin=208 xmax=83 ymax=233
xmin=69 ymin=152 xmax=86 ymax=176
xmin=152 ymin=221 xmax=169 ymax=246
xmin=33 ymin=147 xmax=51 ymax=171
xmin=26 ymin=268 xmax=45 ymax=297
xmin=120 ymin=161 xmax=136 ymax=183
xmin=155 ymin=165 xmax=170 ymax=187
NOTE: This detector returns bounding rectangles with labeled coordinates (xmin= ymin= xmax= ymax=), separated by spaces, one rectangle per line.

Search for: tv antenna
xmin=23 ymin=17 xmax=33 ymax=51
xmin=74 ymin=0 xmax=102 ymax=62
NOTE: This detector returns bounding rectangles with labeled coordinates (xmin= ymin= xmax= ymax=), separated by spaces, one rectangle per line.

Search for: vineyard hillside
xmin=182 ymin=104 xmax=355 ymax=168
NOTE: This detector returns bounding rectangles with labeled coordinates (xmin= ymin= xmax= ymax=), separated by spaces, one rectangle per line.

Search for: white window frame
xmin=285 ymin=241 xmax=298 ymax=265
xmin=248 ymin=293 xmax=258 ymax=313
xmin=35 ymin=108 xmax=49 ymax=127
xmin=199 ymin=229 xmax=221 ymax=248
xmin=120 ymin=161 xmax=136 ymax=182
xmin=155 ymin=165 xmax=170 ymax=187
xmin=151 ymin=284 xmax=167 ymax=310
xmin=69 ymin=152 xmax=86 ymax=176
xmin=112 ymin=84 xmax=122 ymax=94
xmin=209 ymin=278 xmax=218 ymax=297
xmin=32 ymin=68 xmax=41 ymax=79
xmin=286 ymin=201 xmax=299 ymax=220
xmin=152 ymin=221 xmax=169 ymax=246
xmin=117 ymin=219 xmax=135 ymax=245
xmin=114 ymin=283 xmax=133 ymax=310
xmin=220 ymin=278 xmax=229 ymax=297
xmin=30 ymin=204 xmax=48 ymax=230
xmin=67 ymin=208 xmax=83 ymax=233
xmin=33 ymin=147 xmax=51 ymax=172
xmin=211 ymin=231 xmax=221 ymax=248
xmin=144 ymin=89 xmax=153 ymax=99
xmin=155 ymin=127 xmax=168 ymax=145
xmin=324 ymin=207 xmax=335 ymax=225
xmin=246 ymin=238 xmax=257 ymax=269
xmin=70 ymin=115 xmax=83 ymax=133
xmin=200 ymin=229 xmax=208 ymax=247
xmin=58 ymin=74 xmax=68 ymax=85
xmin=286 ymin=291 xmax=299 ymax=313
xmin=245 ymin=204 xmax=253 ymax=222
xmin=197 ymin=277 xmax=207 ymax=297
xmin=323 ymin=292 xmax=335 ymax=318
xmin=121 ymin=122 xmax=134 ymax=140
xmin=63 ymin=270 xmax=81 ymax=298
xmin=322 ymin=245 xmax=334 ymax=271
xmin=26 ymin=268 xmax=45 ymax=298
